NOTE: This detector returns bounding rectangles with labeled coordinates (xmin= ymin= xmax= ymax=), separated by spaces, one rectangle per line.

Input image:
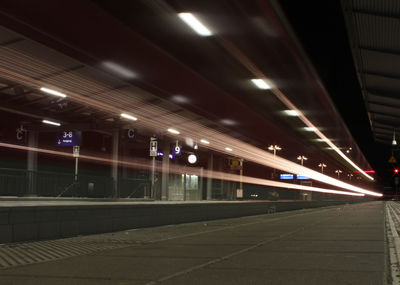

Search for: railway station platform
xmin=0 ymin=201 xmax=389 ymax=285
xmin=0 ymin=197 xmax=365 ymax=244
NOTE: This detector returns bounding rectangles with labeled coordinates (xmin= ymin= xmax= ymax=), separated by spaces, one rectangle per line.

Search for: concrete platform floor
xmin=0 ymin=201 xmax=386 ymax=285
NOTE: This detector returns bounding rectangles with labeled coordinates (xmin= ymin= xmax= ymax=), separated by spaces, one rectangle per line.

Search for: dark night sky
xmin=279 ymin=1 xmax=393 ymax=188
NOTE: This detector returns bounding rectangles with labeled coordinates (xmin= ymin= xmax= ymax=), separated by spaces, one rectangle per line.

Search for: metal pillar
xmin=206 ymin=153 xmax=213 ymax=200
xmin=111 ymin=129 xmax=119 ymax=198
xmin=26 ymin=130 xmax=38 ymax=196
xmin=149 ymin=156 xmax=155 ymax=199
xmin=161 ymin=144 xmax=170 ymax=200
xmin=238 ymin=158 xmax=243 ymax=200
xmin=74 ymin=156 xmax=79 ymax=181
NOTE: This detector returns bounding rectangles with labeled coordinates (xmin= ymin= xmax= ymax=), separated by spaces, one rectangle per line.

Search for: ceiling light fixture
xmin=42 ymin=119 xmax=61 ymax=126
xmin=303 ymin=127 xmax=317 ymax=132
xmin=225 ymin=147 xmax=233 ymax=151
xmin=102 ymin=61 xmax=136 ymax=79
xmin=200 ymin=139 xmax=210 ymax=145
xmin=251 ymin=79 xmax=271 ymax=90
xmin=120 ymin=113 xmax=138 ymax=121
xmin=283 ymin=110 xmax=301 ymax=116
xmin=168 ymin=128 xmax=180 ymax=135
xmin=40 ymin=87 xmax=67 ymax=98
xmin=178 ymin=13 xmax=212 ymax=36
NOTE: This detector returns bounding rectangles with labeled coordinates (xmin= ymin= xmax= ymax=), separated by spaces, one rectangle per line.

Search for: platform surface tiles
xmin=0 ymin=201 xmax=391 ymax=285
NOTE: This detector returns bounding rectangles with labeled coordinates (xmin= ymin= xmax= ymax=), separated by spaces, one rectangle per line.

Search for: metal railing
xmin=0 ymin=168 xmax=150 ymax=198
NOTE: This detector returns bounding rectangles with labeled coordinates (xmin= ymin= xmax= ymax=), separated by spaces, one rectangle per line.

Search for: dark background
xmin=279 ymin=0 xmax=394 ymax=189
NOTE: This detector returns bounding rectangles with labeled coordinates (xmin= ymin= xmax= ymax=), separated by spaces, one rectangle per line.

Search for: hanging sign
xmin=57 ymin=131 xmax=82 ymax=146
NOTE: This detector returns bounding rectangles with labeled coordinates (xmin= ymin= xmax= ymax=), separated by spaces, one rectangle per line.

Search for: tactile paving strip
xmin=0 ymin=235 xmax=137 ymax=269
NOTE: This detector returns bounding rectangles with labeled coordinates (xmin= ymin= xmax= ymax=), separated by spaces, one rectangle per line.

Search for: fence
xmin=0 ymin=168 xmax=150 ymax=198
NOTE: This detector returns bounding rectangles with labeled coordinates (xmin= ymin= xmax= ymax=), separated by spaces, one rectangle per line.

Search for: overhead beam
xmin=368 ymin=100 xmax=400 ymax=109
xmin=360 ymin=46 xmax=400 ymax=57
xmin=353 ymin=9 xmax=400 ymax=19
xmin=366 ymin=88 xmax=400 ymax=101
xmin=364 ymin=70 xmax=400 ymax=81
xmin=369 ymin=110 xmax=400 ymax=119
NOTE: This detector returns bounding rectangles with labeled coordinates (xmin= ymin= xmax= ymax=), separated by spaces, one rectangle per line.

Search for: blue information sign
xmin=280 ymin=174 xmax=293 ymax=180
xmin=296 ymin=175 xmax=310 ymax=180
xmin=56 ymin=131 xmax=82 ymax=146
xmin=172 ymin=145 xmax=181 ymax=156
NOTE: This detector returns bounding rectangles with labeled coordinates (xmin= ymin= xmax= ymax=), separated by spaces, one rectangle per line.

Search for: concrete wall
xmin=0 ymin=200 xmax=362 ymax=244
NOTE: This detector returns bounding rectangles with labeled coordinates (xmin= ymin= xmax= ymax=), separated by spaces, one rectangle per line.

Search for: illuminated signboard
xmin=297 ymin=175 xmax=310 ymax=180
xmin=172 ymin=145 xmax=181 ymax=156
xmin=56 ymin=131 xmax=82 ymax=146
xmin=280 ymin=174 xmax=293 ymax=180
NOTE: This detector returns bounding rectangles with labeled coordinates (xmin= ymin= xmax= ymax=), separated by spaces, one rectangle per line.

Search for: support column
xmin=206 ymin=153 xmax=213 ymax=200
xmin=111 ymin=129 xmax=119 ymax=198
xmin=26 ymin=130 xmax=38 ymax=196
xmin=161 ymin=144 xmax=170 ymax=201
xmin=237 ymin=158 xmax=243 ymax=200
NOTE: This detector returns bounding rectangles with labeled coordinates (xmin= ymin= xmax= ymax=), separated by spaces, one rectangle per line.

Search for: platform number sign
xmin=64 ymin=131 xmax=73 ymax=139
xmin=56 ymin=131 xmax=82 ymax=146
xmin=173 ymin=145 xmax=181 ymax=156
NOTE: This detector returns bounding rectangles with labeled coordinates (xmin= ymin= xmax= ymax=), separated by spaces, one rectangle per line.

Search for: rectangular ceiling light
xmin=303 ymin=127 xmax=317 ymax=132
xmin=200 ymin=139 xmax=210 ymax=144
xmin=102 ymin=61 xmax=136 ymax=79
xmin=251 ymin=79 xmax=271 ymax=90
xmin=178 ymin=13 xmax=212 ymax=36
xmin=42 ymin=119 xmax=61 ymax=126
xmin=283 ymin=110 xmax=300 ymax=116
xmin=225 ymin=147 xmax=233 ymax=151
xmin=121 ymin=113 xmax=138 ymax=121
xmin=40 ymin=87 xmax=67 ymax=98
xmin=168 ymin=128 xmax=180 ymax=135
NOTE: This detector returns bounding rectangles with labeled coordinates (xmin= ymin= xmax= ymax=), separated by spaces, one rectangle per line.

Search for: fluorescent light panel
xmin=251 ymin=79 xmax=271 ymax=90
xmin=303 ymin=127 xmax=317 ymax=132
xmin=178 ymin=13 xmax=212 ymax=36
xmin=200 ymin=139 xmax=210 ymax=144
xmin=42 ymin=119 xmax=61 ymax=126
xmin=120 ymin=113 xmax=138 ymax=121
xmin=102 ymin=61 xmax=136 ymax=79
xmin=283 ymin=110 xmax=300 ymax=116
xmin=168 ymin=128 xmax=180 ymax=135
xmin=225 ymin=147 xmax=233 ymax=151
xmin=40 ymin=87 xmax=67 ymax=98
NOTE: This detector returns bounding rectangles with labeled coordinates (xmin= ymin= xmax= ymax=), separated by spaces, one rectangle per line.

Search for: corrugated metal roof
xmin=343 ymin=0 xmax=400 ymax=144
xmin=355 ymin=13 xmax=400 ymax=51
xmin=351 ymin=0 xmax=400 ymax=17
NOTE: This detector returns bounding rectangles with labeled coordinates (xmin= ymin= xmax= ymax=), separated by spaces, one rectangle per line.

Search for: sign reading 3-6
xmin=56 ymin=131 xmax=82 ymax=146
xmin=64 ymin=131 xmax=73 ymax=139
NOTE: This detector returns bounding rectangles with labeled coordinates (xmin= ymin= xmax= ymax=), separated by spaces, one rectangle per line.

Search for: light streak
xmin=0 ymin=48 xmax=381 ymax=196
xmin=0 ymin=142 xmax=364 ymax=197
xmin=216 ymin=37 xmax=375 ymax=181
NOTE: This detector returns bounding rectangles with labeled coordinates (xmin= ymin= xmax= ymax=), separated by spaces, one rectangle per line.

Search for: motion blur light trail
xmin=0 ymin=142 xmax=364 ymax=197
xmin=0 ymin=47 xmax=381 ymax=196
xmin=216 ymin=36 xmax=374 ymax=181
